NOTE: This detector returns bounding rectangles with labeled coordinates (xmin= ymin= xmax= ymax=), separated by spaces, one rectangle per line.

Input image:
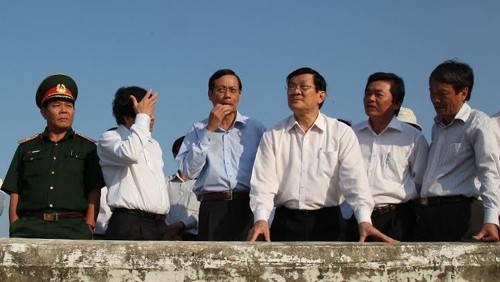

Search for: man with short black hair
xmin=176 ymin=69 xmax=266 ymax=241
xmin=352 ymin=72 xmax=428 ymax=241
xmin=416 ymin=60 xmax=500 ymax=242
xmin=248 ymin=67 xmax=396 ymax=242
xmin=97 ymin=86 xmax=170 ymax=240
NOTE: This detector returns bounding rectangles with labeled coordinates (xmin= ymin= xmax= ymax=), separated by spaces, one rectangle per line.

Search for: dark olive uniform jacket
xmin=1 ymin=127 xmax=105 ymax=239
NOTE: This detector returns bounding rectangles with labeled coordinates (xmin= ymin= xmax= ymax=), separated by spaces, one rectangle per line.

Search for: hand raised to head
xmin=130 ymin=89 xmax=158 ymax=119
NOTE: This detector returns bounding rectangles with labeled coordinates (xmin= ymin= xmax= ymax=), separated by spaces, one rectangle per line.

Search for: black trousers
xmin=198 ymin=198 xmax=253 ymax=241
xmin=414 ymin=197 xmax=483 ymax=242
xmin=105 ymin=209 xmax=167 ymax=240
xmin=271 ymin=206 xmax=342 ymax=241
xmin=342 ymin=202 xmax=416 ymax=242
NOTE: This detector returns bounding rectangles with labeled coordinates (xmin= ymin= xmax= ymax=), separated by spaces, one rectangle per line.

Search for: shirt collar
xmin=41 ymin=127 xmax=75 ymax=142
xmin=210 ymin=111 xmax=248 ymax=131
xmin=286 ymin=112 xmax=326 ymax=132
xmin=234 ymin=111 xmax=248 ymax=127
xmin=357 ymin=117 xmax=402 ymax=133
xmin=434 ymin=102 xmax=470 ymax=127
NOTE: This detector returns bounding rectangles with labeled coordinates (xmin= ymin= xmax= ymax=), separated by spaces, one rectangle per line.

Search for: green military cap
xmin=36 ymin=73 xmax=78 ymax=108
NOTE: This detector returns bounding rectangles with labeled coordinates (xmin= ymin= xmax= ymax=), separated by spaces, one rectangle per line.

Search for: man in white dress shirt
xmin=352 ymin=73 xmax=428 ymax=241
xmin=247 ymin=67 xmax=396 ymax=242
xmin=97 ymin=86 xmax=170 ymax=240
xmin=165 ymin=136 xmax=199 ymax=240
xmin=416 ymin=60 xmax=500 ymax=242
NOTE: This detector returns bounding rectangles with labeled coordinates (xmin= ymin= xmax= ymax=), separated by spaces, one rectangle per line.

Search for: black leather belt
xmin=418 ymin=195 xmax=472 ymax=207
xmin=371 ymin=201 xmax=413 ymax=217
xmin=113 ymin=208 xmax=166 ymax=221
xmin=21 ymin=210 xmax=85 ymax=221
xmin=200 ymin=191 xmax=249 ymax=202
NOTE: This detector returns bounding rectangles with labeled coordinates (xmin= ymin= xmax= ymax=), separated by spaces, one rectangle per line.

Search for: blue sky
xmin=1 ymin=1 xmax=499 ymax=237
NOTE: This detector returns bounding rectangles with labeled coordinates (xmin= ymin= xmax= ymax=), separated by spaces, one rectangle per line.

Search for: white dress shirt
xmin=165 ymin=173 xmax=199 ymax=235
xmin=250 ymin=113 xmax=374 ymax=224
xmin=97 ymin=113 xmax=169 ymax=215
xmin=353 ymin=118 xmax=429 ymax=206
xmin=422 ymin=103 xmax=500 ymax=225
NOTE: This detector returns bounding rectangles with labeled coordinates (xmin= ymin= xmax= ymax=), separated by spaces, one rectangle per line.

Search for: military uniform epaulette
xmin=18 ymin=134 xmax=41 ymax=144
xmin=75 ymin=133 xmax=96 ymax=143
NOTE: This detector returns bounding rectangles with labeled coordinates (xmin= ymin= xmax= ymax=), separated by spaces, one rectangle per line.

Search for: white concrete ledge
xmin=0 ymin=238 xmax=499 ymax=281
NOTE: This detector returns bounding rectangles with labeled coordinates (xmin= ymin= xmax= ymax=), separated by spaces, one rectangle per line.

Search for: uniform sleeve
xmin=84 ymin=146 xmax=106 ymax=191
xmin=1 ymin=145 xmax=23 ymax=195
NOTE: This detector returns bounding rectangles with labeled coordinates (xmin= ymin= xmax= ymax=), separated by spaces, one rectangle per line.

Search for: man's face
xmin=287 ymin=73 xmax=325 ymax=113
xmin=208 ymin=74 xmax=241 ymax=113
xmin=429 ymin=78 xmax=467 ymax=124
xmin=41 ymin=99 xmax=75 ymax=133
xmin=364 ymin=80 xmax=398 ymax=121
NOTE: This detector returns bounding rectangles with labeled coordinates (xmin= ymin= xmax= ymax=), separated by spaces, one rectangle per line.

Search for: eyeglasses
xmin=214 ymin=87 xmax=240 ymax=95
xmin=286 ymin=85 xmax=315 ymax=92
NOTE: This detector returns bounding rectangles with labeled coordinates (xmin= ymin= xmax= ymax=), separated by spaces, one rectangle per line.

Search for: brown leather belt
xmin=201 ymin=191 xmax=249 ymax=202
xmin=418 ymin=195 xmax=471 ymax=207
xmin=113 ymin=208 xmax=166 ymax=221
xmin=21 ymin=211 xmax=85 ymax=221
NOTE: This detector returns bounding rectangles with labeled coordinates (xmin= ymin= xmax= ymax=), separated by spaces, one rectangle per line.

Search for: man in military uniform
xmin=0 ymin=74 xmax=105 ymax=239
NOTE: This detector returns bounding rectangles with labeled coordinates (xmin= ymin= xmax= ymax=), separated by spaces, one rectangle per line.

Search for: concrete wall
xmin=0 ymin=238 xmax=498 ymax=281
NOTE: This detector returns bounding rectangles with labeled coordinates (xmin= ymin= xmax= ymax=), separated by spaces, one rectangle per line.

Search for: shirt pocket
xmin=383 ymin=153 xmax=407 ymax=183
xmin=445 ymin=142 xmax=463 ymax=154
xmin=63 ymin=151 xmax=86 ymax=177
xmin=438 ymin=142 xmax=465 ymax=166
xmin=382 ymin=148 xmax=409 ymax=183
xmin=317 ymin=150 xmax=338 ymax=178
xmin=22 ymin=154 xmax=47 ymax=177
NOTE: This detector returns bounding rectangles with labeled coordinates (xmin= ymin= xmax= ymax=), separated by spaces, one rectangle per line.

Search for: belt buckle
xmin=420 ymin=198 xmax=428 ymax=206
xmin=43 ymin=212 xmax=58 ymax=221
xmin=228 ymin=191 xmax=233 ymax=201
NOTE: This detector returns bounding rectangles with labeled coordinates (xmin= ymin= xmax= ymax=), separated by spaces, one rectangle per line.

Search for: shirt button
xmin=49 ymin=204 xmax=53 ymax=208
xmin=50 ymin=186 xmax=54 ymax=190
xmin=53 ymin=157 xmax=57 ymax=160
xmin=51 ymin=171 xmax=55 ymax=175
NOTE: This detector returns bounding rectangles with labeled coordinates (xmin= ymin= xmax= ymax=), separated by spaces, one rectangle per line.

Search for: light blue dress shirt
xmin=176 ymin=112 xmax=266 ymax=199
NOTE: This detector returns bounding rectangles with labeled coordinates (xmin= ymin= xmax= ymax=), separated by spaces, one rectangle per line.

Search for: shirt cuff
xmin=253 ymin=209 xmax=271 ymax=223
xmin=354 ymin=205 xmax=372 ymax=225
xmin=484 ymin=209 xmax=500 ymax=226
xmin=134 ymin=113 xmax=151 ymax=129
